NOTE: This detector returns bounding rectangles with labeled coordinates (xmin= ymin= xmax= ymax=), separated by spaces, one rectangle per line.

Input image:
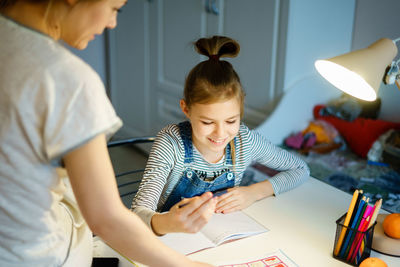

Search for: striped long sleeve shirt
xmin=131 ymin=123 xmax=310 ymax=227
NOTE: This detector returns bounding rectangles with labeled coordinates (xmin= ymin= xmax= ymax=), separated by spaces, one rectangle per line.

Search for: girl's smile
xmin=180 ymin=97 xmax=241 ymax=163
xmin=208 ymin=137 xmax=227 ymax=145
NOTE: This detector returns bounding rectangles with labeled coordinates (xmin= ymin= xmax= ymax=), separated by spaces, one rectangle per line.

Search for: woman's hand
xmin=215 ymin=180 xmax=274 ymax=214
xmin=151 ymin=192 xmax=217 ymax=235
xmin=189 ymin=261 xmax=215 ymax=267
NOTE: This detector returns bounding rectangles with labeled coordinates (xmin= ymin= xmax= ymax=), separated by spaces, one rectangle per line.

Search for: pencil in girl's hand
xmin=334 ymin=189 xmax=360 ymax=256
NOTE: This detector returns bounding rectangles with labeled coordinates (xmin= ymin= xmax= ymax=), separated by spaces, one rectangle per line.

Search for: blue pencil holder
xmin=333 ymin=213 xmax=377 ymax=266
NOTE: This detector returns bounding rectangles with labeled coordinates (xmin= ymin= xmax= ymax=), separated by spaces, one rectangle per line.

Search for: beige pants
xmin=59 ymin=177 xmax=93 ymax=267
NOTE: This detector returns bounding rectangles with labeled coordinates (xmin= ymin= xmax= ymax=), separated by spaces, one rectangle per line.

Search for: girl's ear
xmin=180 ymin=99 xmax=190 ymax=118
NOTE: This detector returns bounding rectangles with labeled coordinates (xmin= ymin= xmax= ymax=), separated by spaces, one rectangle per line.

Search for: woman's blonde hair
xmin=0 ymin=0 xmax=52 ymax=10
xmin=0 ymin=0 xmax=74 ymax=40
xmin=184 ymin=36 xmax=245 ymax=118
xmin=0 ymin=0 xmax=17 ymax=10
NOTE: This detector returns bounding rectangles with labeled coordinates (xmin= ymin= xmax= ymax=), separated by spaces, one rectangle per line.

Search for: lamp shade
xmin=315 ymin=38 xmax=398 ymax=101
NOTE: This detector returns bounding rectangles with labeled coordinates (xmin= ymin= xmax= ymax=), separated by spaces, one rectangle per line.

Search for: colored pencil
xmin=348 ymin=203 xmax=374 ymax=263
xmin=339 ymin=196 xmax=366 ymax=258
xmin=350 ymin=215 xmax=371 ymax=263
xmin=356 ymin=198 xmax=382 ymax=262
xmin=344 ymin=197 xmax=368 ymax=259
xmin=334 ymin=189 xmax=359 ymax=256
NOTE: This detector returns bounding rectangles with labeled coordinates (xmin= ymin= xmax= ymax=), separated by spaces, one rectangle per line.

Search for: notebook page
xmin=202 ymin=211 xmax=268 ymax=245
xmin=158 ymin=231 xmax=215 ymax=255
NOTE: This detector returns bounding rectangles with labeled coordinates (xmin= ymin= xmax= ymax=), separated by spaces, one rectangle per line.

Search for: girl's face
xmin=181 ymin=97 xmax=241 ymax=163
xmin=62 ymin=0 xmax=126 ymax=49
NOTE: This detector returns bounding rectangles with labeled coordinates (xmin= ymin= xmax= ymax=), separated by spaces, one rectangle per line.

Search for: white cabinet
xmin=108 ymin=0 xmax=288 ymax=137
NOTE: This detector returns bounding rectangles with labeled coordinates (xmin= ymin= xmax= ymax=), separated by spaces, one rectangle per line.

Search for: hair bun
xmin=195 ymin=36 xmax=240 ymax=60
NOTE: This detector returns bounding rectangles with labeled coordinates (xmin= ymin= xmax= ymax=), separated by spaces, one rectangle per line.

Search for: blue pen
xmin=212 ymin=188 xmax=228 ymax=197
xmin=178 ymin=197 xmax=189 ymax=208
xmin=178 ymin=189 xmax=229 ymax=208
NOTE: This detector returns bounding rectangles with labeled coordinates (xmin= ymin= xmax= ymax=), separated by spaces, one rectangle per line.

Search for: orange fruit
xmin=382 ymin=213 xmax=400 ymax=239
xmin=359 ymin=257 xmax=387 ymax=267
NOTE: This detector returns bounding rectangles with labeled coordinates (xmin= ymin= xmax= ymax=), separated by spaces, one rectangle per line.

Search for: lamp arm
xmin=383 ymin=38 xmax=400 ymax=85
xmin=384 ymin=61 xmax=399 ymax=84
xmin=395 ymin=80 xmax=400 ymax=90
xmin=393 ymin=37 xmax=400 ymax=44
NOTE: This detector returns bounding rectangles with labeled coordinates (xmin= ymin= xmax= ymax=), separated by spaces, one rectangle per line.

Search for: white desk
xmin=94 ymin=177 xmax=399 ymax=266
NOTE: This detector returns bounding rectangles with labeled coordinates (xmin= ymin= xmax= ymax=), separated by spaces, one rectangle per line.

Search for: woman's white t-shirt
xmin=0 ymin=15 xmax=122 ymax=266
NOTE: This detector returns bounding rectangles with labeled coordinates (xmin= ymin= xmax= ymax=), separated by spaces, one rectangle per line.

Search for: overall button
xmin=186 ymin=171 xmax=193 ymax=179
xmin=227 ymin=172 xmax=234 ymax=180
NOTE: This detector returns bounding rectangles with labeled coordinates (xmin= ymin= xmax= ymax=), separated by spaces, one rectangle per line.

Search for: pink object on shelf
xmin=285 ymin=132 xmax=304 ymax=149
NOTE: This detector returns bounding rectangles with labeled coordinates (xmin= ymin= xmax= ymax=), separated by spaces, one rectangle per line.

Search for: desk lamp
xmin=315 ymin=38 xmax=399 ymax=101
xmin=316 ymin=39 xmax=400 ymax=257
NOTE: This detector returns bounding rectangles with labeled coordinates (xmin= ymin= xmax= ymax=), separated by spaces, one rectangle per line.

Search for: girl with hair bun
xmin=131 ymin=36 xmax=310 ymax=235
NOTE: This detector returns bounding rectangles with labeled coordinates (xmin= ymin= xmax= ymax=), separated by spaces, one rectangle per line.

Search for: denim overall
xmin=161 ymin=121 xmax=235 ymax=212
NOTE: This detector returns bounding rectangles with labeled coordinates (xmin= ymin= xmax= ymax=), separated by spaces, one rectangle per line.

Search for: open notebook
xmin=158 ymin=211 xmax=268 ymax=255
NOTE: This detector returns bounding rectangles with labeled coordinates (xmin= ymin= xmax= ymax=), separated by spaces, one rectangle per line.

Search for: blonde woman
xmin=0 ymin=0 xmax=214 ymax=266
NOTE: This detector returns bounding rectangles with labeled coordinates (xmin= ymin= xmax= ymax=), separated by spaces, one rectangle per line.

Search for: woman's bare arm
xmin=64 ymin=134 xmax=213 ymax=267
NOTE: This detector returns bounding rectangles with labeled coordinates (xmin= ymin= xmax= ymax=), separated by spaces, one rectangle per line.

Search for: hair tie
xmin=209 ymin=54 xmax=220 ymax=61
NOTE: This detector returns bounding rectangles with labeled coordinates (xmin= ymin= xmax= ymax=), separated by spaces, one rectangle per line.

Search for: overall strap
xmin=178 ymin=121 xmax=194 ymax=164
xmin=225 ymin=137 xmax=237 ymax=166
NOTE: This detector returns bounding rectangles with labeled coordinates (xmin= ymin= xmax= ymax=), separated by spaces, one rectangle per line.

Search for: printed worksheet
xmin=216 ymin=249 xmax=298 ymax=267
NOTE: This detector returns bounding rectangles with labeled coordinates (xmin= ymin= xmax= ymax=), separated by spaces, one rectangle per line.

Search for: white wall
xmin=283 ymin=0 xmax=356 ymax=91
xmin=255 ymin=0 xmax=357 ymax=144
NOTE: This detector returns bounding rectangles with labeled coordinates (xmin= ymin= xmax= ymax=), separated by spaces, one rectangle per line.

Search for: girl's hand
xmin=215 ymin=181 xmax=274 ymax=214
xmin=214 ymin=186 xmax=257 ymax=214
xmin=152 ymin=192 xmax=217 ymax=235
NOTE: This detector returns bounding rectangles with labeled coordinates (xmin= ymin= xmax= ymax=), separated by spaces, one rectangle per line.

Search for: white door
xmin=108 ymin=0 xmax=288 ymax=137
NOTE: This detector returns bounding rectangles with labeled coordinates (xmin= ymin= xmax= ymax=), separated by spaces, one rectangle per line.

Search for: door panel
xmin=109 ymin=0 xmax=287 ymax=136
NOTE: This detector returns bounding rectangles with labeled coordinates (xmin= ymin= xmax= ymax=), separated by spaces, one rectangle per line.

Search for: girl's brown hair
xmin=184 ymin=36 xmax=245 ymax=118
xmin=184 ymin=36 xmax=244 ymax=167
